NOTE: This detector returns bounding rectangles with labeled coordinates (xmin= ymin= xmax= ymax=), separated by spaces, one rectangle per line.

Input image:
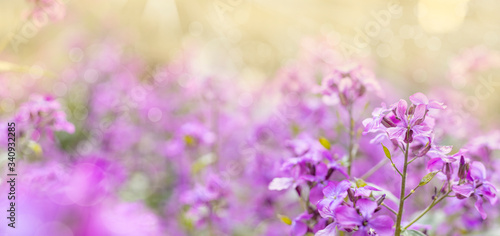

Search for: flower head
xmin=363 ymin=93 xmax=445 ymax=145
xmin=335 ymin=199 xmax=394 ymax=235
xmin=15 ymin=95 xmax=75 ymax=137
xmin=317 ymin=180 xmax=351 ymax=218
xmin=452 ymin=162 xmax=497 ymax=219
xmin=321 ymin=65 xmax=381 ymax=107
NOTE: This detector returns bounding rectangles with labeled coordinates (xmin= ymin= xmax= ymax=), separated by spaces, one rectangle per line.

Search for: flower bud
xmin=444 ymin=163 xmax=453 ymax=180
xmin=347 ymin=188 xmax=355 ymax=203
xmin=295 ymin=186 xmax=302 ymax=197
xmin=358 ymin=84 xmax=366 ymax=97
xmin=339 ymin=93 xmax=348 ymax=107
xmin=458 ymin=156 xmax=469 ymax=180
xmin=404 ymin=129 xmax=414 ymax=143
xmin=415 ymin=142 xmax=431 ymax=157
xmin=381 ymin=116 xmax=396 ymax=128
xmin=376 ymin=194 xmax=386 ymax=206
xmin=392 ymin=108 xmax=399 ymax=120
xmin=431 ymin=187 xmax=437 ymax=200
xmin=408 ymin=104 xmax=416 ymax=115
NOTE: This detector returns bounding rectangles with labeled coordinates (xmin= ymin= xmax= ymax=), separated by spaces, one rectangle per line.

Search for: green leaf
xmin=319 ymin=137 xmax=331 ymax=150
xmin=28 ymin=141 xmax=43 ymax=156
xmin=355 ymin=178 xmax=367 ymax=187
xmin=184 ymin=135 xmax=196 ymax=146
xmin=381 ymin=143 xmax=391 ymax=160
xmin=403 ymin=229 xmax=426 ymax=236
xmin=277 ymin=214 xmax=292 ymax=225
xmin=419 ymin=171 xmax=438 ymax=187
xmin=191 ymin=153 xmax=216 ymax=174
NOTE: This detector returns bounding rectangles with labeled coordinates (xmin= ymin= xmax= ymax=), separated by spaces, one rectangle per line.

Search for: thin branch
xmin=403 ymin=186 xmax=420 ymax=200
xmin=403 ymin=190 xmax=452 ymax=230
xmin=390 ymin=161 xmax=403 ymax=177
xmin=394 ymin=131 xmax=411 ymax=236
xmin=347 ymin=105 xmax=355 ymax=177
xmin=381 ymin=203 xmax=398 ymax=215
xmin=407 ymin=156 xmax=419 ymax=165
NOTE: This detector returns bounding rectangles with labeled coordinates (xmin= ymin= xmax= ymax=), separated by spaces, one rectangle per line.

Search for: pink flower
xmin=335 ymin=199 xmax=394 ymax=235
xmin=452 ymin=162 xmax=497 ymax=219
xmin=321 ymin=65 xmax=381 ymax=107
xmin=317 ymin=180 xmax=351 ymax=218
xmin=15 ymin=95 xmax=75 ymax=137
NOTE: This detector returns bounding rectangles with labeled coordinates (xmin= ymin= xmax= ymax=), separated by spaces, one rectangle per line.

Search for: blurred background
xmin=1 ymin=0 xmax=500 ymax=235
xmin=0 ymin=0 xmax=499 ymax=83
xmin=1 ymin=0 xmax=500 ymax=120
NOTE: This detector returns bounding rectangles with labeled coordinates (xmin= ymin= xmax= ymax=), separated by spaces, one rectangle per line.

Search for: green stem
xmin=394 ymin=136 xmax=410 ymax=235
xmin=390 ymin=160 xmax=403 ymax=177
xmin=403 ymin=190 xmax=451 ymax=230
xmin=403 ymin=186 xmax=420 ymax=200
xmin=381 ymin=203 xmax=398 ymax=215
xmin=407 ymin=156 xmax=419 ymax=165
xmin=347 ymin=105 xmax=354 ymax=177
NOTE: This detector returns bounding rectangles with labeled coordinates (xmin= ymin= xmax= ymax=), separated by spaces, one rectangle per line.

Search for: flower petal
xmin=452 ymin=184 xmax=475 ymax=199
xmin=469 ymin=162 xmax=487 ymax=181
xmin=409 ymin=92 xmax=429 ymax=105
xmin=411 ymin=125 xmax=432 ymax=138
xmin=323 ymin=180 xmax=350 ymax=198
xmin=387 ymin=127 xmax=406 ymax=141
xmin=336 ymin=180 xmax=352 ymax=195
xmin=353 ymin=230 xmax=370 ymax=236
xmin=335 ymin=206 xmax=362 ymax=228
xmin=396 ymin=99 xmax=408 ymax=122
xmin=355 ymin=186 xmax=380 ymax=198
xmin=291 ymin=220 xmax=308 ymax=236
xmin=356 ymin=199 xmax=377 ymax=218
xmin=317 ymin=198 xmax=343 ymax=218
xmin=315 ymin=223 xmax=337 ymax=236
xmin=474 ymin=196 xmax=487 ymax=220
xmin=268 ymin=177 xmax=294 ymax=191
xmin=411 ymin=104 xmax=427 ymax=126
xmin=428 ymin=100 xmax=446 ymax=109
xmin=310 ymin=185 xmax=325 ymax=205
xmin=369 ymin=215 xmax=394 ymax=236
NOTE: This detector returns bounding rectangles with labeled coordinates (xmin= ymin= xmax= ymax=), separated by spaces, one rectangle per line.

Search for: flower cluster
xmin=1 ymin=35 xmax=499 ymax=236
xmin=268 ymin=78 xmax=498 ymax=235
xmin=321 ymin=65 xmax=381 ymax=107
xmin=14 ymin=95 xmax=75 ymax=136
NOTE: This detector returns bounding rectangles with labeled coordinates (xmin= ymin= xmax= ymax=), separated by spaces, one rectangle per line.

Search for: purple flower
xmin=352 ymin=185 xmax=380 ymax=198
xmin=321 ymin=65 xmax=381 ymax=107
xmin=317 ymin=180 xmax=351 ymax=218
xmin=386 ymin=99 xmax=431 ymax=144
xmin=15 ymin=95 xmax=75 ymax=137
xmin=452 ymin=162 xmax=497 ymax=219
xmin=315 ymin=222 xmax=337 ymax=236
xmin=335 ymin=199 xmax=394 ymax=235
xmin=363 ymin=93 xmax=445 ymax=145
xmin=178 ymin=122 xmax=216 ymax=146
xmin=283 ymin=135 xmax=328 ymax=167
xmin=270 ymin=136 xmax=346 ymax=191
xmin=268 ymin=177 xmax=295 ymax=191
xmin=427 ymin=148 xmax=467 ymax=181
xmin=362 ymin=103 xmax=395 ymax=144
xmin=466 ymin=131 xmax=500 ymax=161
xmin=409 ymin=92 xmax=447 ymax=110
xmin=291 ymin=212 xmax=313 ymax=236
xmin=182 ymin=174 xmax=228 ymax=205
